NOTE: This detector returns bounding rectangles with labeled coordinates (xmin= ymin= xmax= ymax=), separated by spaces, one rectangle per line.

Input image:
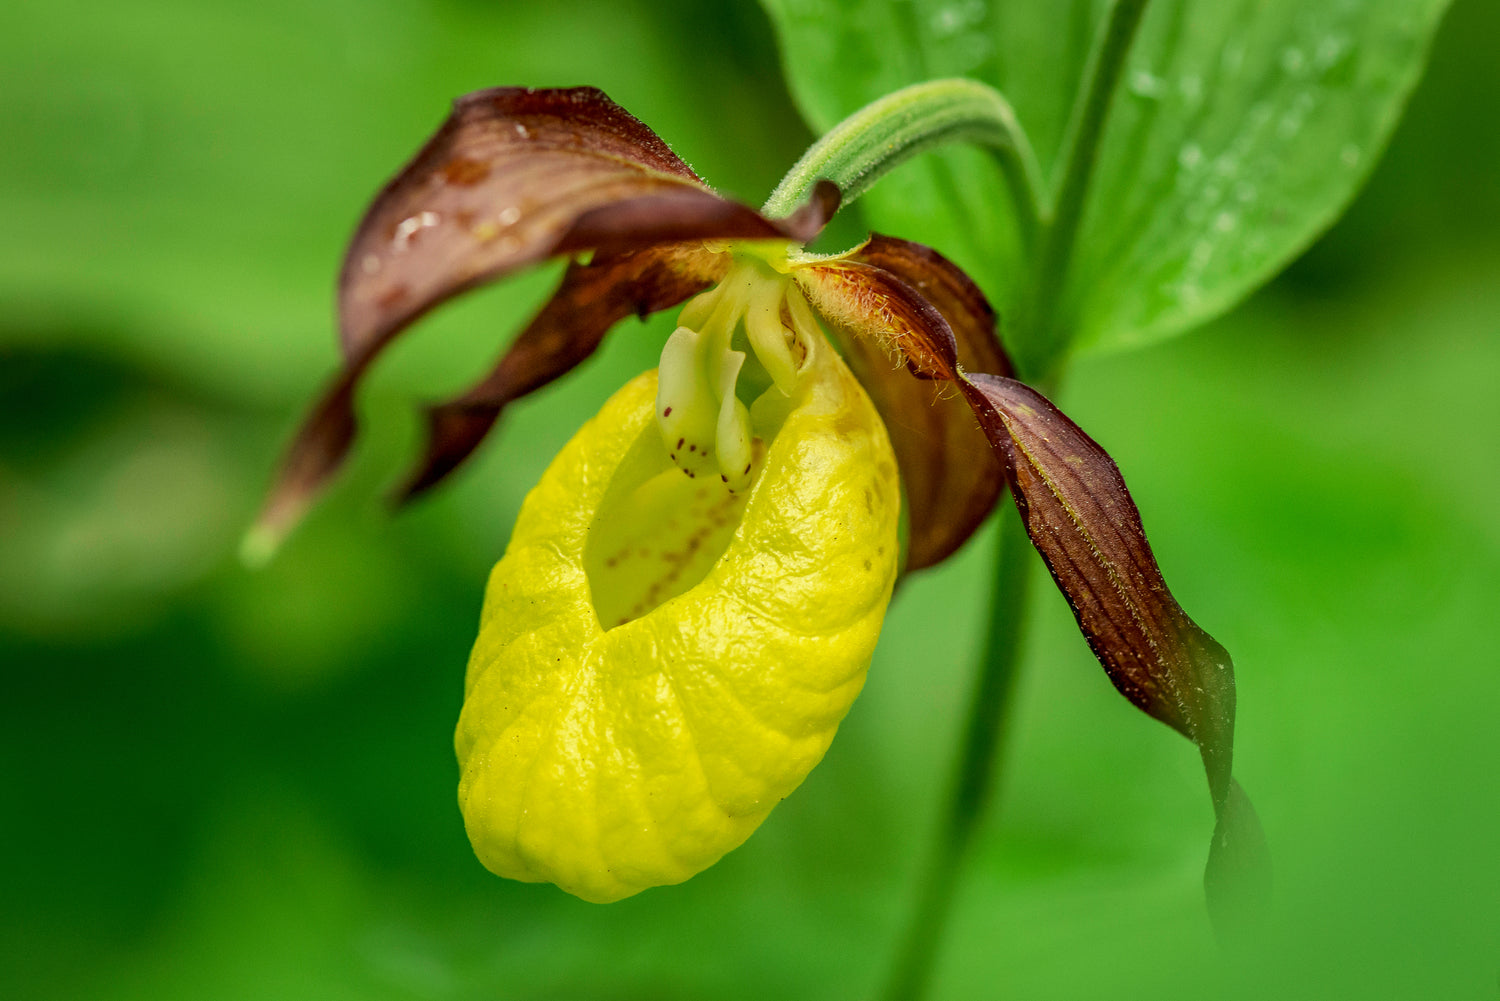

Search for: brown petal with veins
xmin=959 ymin=372 xmax=1267 ymax=931
xmin=249 ymin=87 xmax=837 ymax=553
xmin=959 ymin=374 xmax=1232 ymax=793
xmin=793 ymin=238 xmax=1008 ymax=570
xmin=396 ymin=243 xmax=729 ymax=501
xmin=340 ymin=87 xmax=829 ymax=364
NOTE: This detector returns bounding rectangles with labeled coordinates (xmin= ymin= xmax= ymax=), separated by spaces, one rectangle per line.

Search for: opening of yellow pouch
xmin=582 ymin=420 xmax=765 ymax=629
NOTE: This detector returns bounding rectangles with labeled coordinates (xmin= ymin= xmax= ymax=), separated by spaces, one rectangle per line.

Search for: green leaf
xmin=759 ymin=0 xmax=1450 ymax=366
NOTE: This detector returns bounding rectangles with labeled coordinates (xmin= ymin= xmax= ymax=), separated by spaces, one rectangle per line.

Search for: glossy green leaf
xmin=760 ymin=0 xmax=1450 ymax=365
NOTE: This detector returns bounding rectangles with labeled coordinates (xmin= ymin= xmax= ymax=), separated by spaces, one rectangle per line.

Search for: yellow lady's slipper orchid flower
xmin=253 ymin=86 xmax=1253 ymax=905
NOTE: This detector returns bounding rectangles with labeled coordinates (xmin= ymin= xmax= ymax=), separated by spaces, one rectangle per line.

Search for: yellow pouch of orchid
xmin=456 ymin=340 xmax=900 ymax=903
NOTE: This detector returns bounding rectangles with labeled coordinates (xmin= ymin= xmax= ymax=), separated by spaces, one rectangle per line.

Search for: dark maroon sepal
xmin=959 ymin=371 xmax=1268 ymax=932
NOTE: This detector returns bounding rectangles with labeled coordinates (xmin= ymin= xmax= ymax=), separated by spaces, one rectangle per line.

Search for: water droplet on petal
xmin=391 ymin=211 xmax=442 ymax=251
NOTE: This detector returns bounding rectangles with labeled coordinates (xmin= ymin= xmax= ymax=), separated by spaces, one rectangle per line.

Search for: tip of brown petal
xmin=237 ymin=521 xmax=283 ymax=569
xmin=389 ymin=464 xmax=441 ymax=509
xmin=782 ymin=180 xmax=842 ymax=243
xmin=388 ymin=402 xmax=503 ymax=508
xmin=1205 ymin=780 xmax=1273 ymax=945
xmin=237 ymin=487 xmax=314 ymax=569
xmin=810 ymin=178 xmax=841 ymax=219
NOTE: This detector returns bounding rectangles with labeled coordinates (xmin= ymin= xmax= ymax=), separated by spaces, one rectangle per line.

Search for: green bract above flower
xmin=252 ymin=86 xmax=1260 ymax=906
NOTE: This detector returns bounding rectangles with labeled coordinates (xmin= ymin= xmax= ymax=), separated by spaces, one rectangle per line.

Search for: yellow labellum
xmin=456 ymin=343 xmax=900 ymax=902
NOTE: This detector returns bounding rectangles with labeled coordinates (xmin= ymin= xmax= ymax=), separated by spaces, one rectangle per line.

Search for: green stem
xmin=877 ymin=4 xmax=1151 ymax=998
xmin=1027 ymin=0 xmax=1151 ymax=376
xmin=881 ymin=502 xmax=1033 ymax=1001
xmin=762 ymin=79 xmax=1046 ymax=248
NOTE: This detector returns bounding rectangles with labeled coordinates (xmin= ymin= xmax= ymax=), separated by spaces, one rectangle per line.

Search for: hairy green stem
xmin=762 ymin=78 xmax=1046 ymax=247
xmin=881 ymin=503 xmax=1033 ymax=1001
xmin=1027 ymin=0 xmax=1151 ymax=374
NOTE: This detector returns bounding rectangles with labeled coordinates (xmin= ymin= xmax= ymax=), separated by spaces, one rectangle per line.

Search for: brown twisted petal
xmin=792 ymin=237 xmax=1008 ymax=570
xmin=959 ymin=372 xmax=1266 ymax=930
xmin=395 ymin=243 xmax=730 ymax=501
xmin=250 ymin=86 xmax=838 ymax=549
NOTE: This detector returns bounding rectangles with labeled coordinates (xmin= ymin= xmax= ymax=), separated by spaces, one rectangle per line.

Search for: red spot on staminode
xmin=676 ymin=437 xmax=684 ymax=450
xmin=663 ymin=406 xmax=672 ymax=417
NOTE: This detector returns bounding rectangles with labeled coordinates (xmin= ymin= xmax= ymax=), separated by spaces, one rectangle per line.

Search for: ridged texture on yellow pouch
xmin=456 ymin=346 xmax=900 ymax=903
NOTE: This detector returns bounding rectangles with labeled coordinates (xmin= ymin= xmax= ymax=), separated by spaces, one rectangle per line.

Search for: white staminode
xmin=655 ymin=255 xmax=817 ymax=492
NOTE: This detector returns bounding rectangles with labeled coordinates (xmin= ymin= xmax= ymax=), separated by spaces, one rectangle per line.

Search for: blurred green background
xmin=2 ymin=0 xmax=1496 ymax=998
